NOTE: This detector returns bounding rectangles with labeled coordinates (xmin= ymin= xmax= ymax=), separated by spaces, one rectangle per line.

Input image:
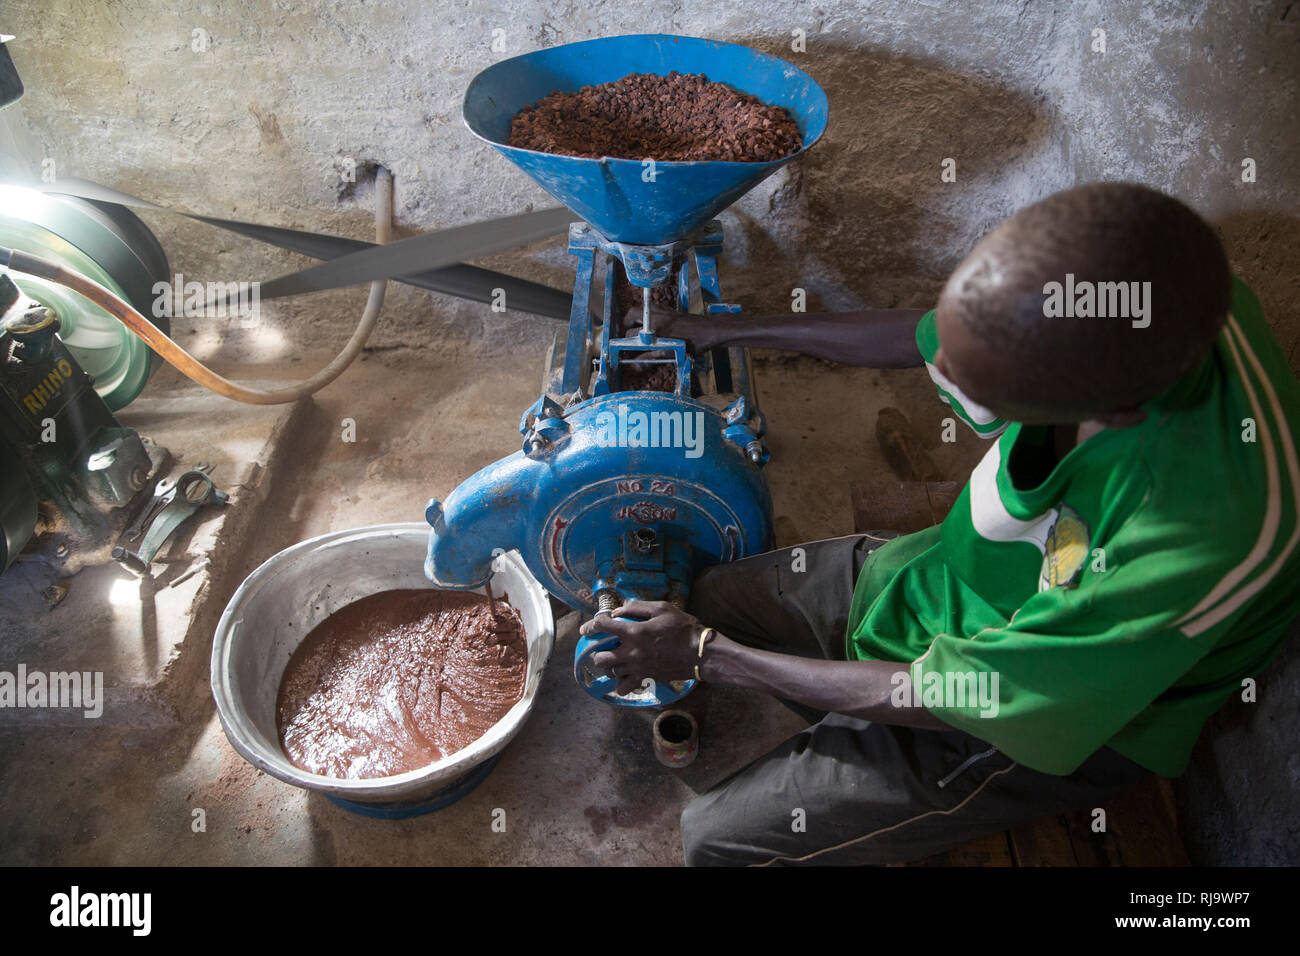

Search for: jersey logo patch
xmin=1040 ymin=505 xmax=1091 ymax=591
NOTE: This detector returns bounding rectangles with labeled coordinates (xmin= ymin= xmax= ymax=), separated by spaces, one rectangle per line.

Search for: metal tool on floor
xmin=113 ymin=467 xmax=227 ymax=576
xmin=424 ymin=35 xmax=829 ymax=708
xmin=121 ymin=462 xmax=213 ymax=542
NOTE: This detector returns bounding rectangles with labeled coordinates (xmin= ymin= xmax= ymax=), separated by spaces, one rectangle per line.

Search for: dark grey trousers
xmin=681 ymin=534 xmax=1152 ymax=866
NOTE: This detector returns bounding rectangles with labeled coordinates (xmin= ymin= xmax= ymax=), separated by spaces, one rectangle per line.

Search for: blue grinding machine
xmin=424 ymin=35 xmax=829 ymax=706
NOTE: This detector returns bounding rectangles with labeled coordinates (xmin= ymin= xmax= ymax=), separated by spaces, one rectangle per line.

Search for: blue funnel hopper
xmin=433 ymin=35 xmax=826 ymax=707
xmin=463 ymin=34 xmax=829 ymax=246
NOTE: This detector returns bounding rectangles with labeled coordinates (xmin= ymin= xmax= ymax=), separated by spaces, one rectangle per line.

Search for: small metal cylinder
xmin=652 ymin=709 xmax=699 ymax=768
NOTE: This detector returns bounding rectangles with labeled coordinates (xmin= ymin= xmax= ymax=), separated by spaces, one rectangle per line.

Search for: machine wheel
xmin=0 ymin=184 xmax=170 ymax=411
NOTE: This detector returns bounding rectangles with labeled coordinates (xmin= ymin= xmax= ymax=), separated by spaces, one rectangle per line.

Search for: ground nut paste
xmin=508 ymin=71 xmax=802 ymax=162
xmin=276 ymin=589 xmax=527 ymax=779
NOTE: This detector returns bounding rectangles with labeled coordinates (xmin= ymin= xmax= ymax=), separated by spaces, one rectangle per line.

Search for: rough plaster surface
xmin=2 ymin=2 xmax=1297 ymax=864
xmin=6 ymin=2 xmax=1297 ymax=358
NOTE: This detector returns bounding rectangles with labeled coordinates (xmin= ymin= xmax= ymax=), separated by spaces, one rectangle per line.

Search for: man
xmin=580 ymin=183 xmax=1300 ymax=866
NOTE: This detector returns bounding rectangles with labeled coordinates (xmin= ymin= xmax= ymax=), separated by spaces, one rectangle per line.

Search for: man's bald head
xmin=935 ymin=183 xmax=1231 ymax=421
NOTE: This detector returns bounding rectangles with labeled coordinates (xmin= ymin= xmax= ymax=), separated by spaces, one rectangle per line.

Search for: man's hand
xmin=623 ymin=306 xmax=725 ymax=351
xmin=621 ymin=305 xmax=930 ymax=368
xmin=579 ymin=600 xmax=704 ymax=695
xmin=579 ymin=600 xmax=950 ymax=728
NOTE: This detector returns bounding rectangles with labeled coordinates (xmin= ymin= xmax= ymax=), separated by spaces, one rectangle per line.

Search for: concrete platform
xmin=0 ymin=343 xmax=986 ymax=865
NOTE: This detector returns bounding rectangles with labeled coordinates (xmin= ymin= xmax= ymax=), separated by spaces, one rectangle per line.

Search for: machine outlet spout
xmin=424 ymin=452 xmax=539 ymax=589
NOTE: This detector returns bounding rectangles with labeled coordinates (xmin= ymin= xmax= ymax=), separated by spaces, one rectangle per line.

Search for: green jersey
xmin=846 ymin=278 xmax=1300 ymax=776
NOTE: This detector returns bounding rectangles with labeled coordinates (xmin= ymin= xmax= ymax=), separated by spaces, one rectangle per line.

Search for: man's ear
xmin=1093 ymin=407 xmax=1147 ymax=429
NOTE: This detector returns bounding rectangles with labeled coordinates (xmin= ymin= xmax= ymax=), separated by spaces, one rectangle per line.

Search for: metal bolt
xmin=169 ymin=557 xmax=211 ymax=588
xmin=129 ymin=467 xmax=148 ymax=490
xmin=633 ymin=528 xmax=657 ymax=553
xmin=595 ymin=589 xmax=621 ymax=613
xmin=41 ymin=583 xmax=68 ymax=609
xmin=745 ymin=440 xmax=764 ymax=463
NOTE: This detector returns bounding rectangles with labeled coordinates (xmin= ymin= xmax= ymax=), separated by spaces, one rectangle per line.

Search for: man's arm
xmin=635 ymin=306 xmax=929 ymax=368
xmin=702 ymin=632 xmax=950 ymax=728
xmin=582 ymin=600 xmax=949 ymax=729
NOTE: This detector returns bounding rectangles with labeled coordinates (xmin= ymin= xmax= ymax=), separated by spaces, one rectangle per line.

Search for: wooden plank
xmin=877 ymin=407 xmax=944 ymax=482
xmin=1156 ymin=776 xmax=1183 ymax=828
xmin=1064 ymin=804 xmax=1124 ymax=866
xmin=905 ymin=832 xmax=1016 ymax=867
xmin=940 ymin=832 xmax=1017 ymax=866
xmin=924 ymin=481 xmax=961 ymax=525
xmin=1059 ymin=777 xmax=1190 ymax=867
xmin=850 ymin=479 xmax=961 ymax=534
xmin=851 ymin=479 xmax=930 ymax=533
xmin=1008 ymin=813 xmax=1079 ymax=866
xmin=1104 ymin=776 xmax=1192 ymax=866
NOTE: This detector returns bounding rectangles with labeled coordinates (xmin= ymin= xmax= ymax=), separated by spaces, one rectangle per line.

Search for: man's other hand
xmin=622 ymin=305 xmax=724 ymax=351
xmin=579 ymin=600 xmax=704 ymax=695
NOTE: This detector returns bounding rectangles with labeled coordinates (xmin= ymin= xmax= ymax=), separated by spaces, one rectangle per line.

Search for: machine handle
xmin=573 ymin=625 xmax=694 ymax=708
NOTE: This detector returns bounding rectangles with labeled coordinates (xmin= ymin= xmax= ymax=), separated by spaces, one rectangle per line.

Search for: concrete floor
xmin=0 ymin=336 xmax=986 ymax=865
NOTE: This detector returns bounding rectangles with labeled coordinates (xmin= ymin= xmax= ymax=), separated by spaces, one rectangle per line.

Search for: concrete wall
xmin=6 ymin=2 xmax=1297 ymax=361
xmin=5 ymin=1 xmax=1298 ymax=863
